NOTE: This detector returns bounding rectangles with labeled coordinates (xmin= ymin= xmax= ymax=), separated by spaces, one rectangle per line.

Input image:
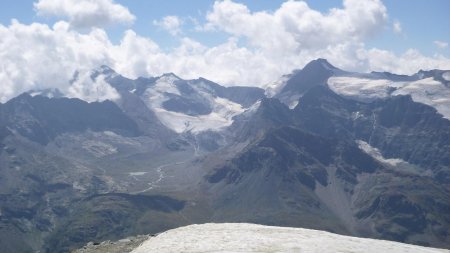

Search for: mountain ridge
xmin=1 ymin=59 xmax=449 ymax=252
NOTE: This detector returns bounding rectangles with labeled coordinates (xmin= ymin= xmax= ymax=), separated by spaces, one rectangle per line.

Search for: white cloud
xmin=393 ymin=20 xmax=402 ymax=34
xmin=434 ymin=40 xmax=448 ymax=49
xmin=366 ymin=48 xmax=450 ymax=74
xmin=67 ymin=71 xmax=120 ymax=102
xmin=153 ymin=16 xmax=183 ymax=36
xmin=34 ymin=0 xmax=135 ymax=29
xmin=205 ymin=0 xmax=388 ymax=53
xmin=0 ymin=20 xmax=117 ymax=102
xmin=199 ymin=0 xmax=397 ymax=74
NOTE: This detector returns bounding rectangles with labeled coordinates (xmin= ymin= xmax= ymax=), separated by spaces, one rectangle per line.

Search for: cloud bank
xmin=0 ymin=0 xmax=449 ymax=103
xmin=34 ymin=0 xmax=135 ymax=29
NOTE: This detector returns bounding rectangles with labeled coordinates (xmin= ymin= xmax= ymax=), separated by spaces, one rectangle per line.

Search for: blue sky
xmin=0 ymin=0 xmax=449 ymax=102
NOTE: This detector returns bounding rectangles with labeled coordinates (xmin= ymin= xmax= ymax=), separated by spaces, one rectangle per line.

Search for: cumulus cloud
xmin=34 ymin=0 xmax=135 ymax=29
xmin=153 ymin=16 xmax=183 ymax=36
xmin=199 ymin=0 xmax=398 ymax=73
xmin=205 ymin=0 xmax=387 ymax=53
xmin=434 ymin=40 xmax=448 ymax=49
xmin=0 ymin=20 xmax=116 ymax=102
xmin=366 ymin=48 xmax=450 ymax=74
xmin=67 ymin=71 xmax=120 ymax=102
xmin=393 ymin=20 xmax=402 ymax=34
xmin=1 ymin=0 xmax=450 ymax=103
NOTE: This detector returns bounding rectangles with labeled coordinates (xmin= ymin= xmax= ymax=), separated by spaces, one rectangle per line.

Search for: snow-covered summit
xmin=139 ymin=75 xmax=264 ymax=133
xmin=267 ymin=59 xmax=450 ymax=119
xmin=132 ymin=223 xmax=447 ymax=253
xmin=271 ymin=58 xmax=346 ymax=108
xmin=328 ymin=76 xmax=450 ymax=119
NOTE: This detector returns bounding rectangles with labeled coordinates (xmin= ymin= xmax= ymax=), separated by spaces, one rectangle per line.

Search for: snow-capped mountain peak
xmin=270 ymin=58 xmax=344 ymax=108
xmin=139 ymin=75 xmax=264 ymax=133
xmin=328 ymin=75 xmax=450 ymax=119
xmin=152 ymin=73 xmax=182 ymax=96
xmin=267 ymin=60 xmax=450 ymax=120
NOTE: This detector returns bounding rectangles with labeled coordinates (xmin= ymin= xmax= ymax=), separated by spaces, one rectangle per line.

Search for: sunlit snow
xmin=131 ymin=223 xmax=447 ymax=253
xmin=143 ymin=78 xmax=246 ymax=133
xmin=327 ymin=76 xmax=403 ymax=100
xmin=154 ymin=96 xmax=244 ymax=133
xmin=357 ymin=140 xmax=404 ymax=166
xmin=151 ymin=74 xmax=182 ymax=96
xmin=265 ymin=75 xmax=289 ymax=98
xmin=392 ymin=77 xmax=450 ymax=119
xmin=328 ymin=76 xmax=450 ymax=119
xmin=443 ymin=72 xmax=450 ymax=81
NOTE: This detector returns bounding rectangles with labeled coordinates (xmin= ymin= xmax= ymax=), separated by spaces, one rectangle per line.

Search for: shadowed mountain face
xmin=1 ymin=60 xmax=449 ymax=252
xmin=44 ymin=194 xmax=186 ymax=253
xmin=281 ymin=59 xmax=339 ymax=94
xmin=0 ymin=94 xmax=141 ymax=145
xmin=0 ymin=91 xmax=189 ymax=252
xmin=204 ymin=63 xmax=450 ymax=248
xmin=205 ymin=86 xmax=450 ymax=247
xmin=274 ymin=58 xmax=343 ymax=108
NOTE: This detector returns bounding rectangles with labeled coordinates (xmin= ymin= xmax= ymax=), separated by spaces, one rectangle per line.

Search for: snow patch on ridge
xmin=328 ymin=76 xmax=450 ymax=119
xmin=265 ymin=75 xmax=289 ymax=98
xmin=443 ymin=71 xmax=450 ymax=81
xmin=357 ymin=140 xmax=434 ymax=176
xmin=29 ymin=88 xmax=61 ymax=98
xmin=327 ymin=76 xmax=403 ymax=101
xmin=143 ymin=79 xmax=245 ymax=133
xmin=151 ymin=97 xmax=244 ymax=133
xmin=288 ymin=99 xmax=299 ymax=109
xmin=152 ymin=74 xmax=181 ymax=96
xmin=357 ymin=140 xmax=404 ymax=166
xmin=392 ymin=77 xmax=450 ymax=119
xmin=132 ymin=223 xmax=447 ymax=253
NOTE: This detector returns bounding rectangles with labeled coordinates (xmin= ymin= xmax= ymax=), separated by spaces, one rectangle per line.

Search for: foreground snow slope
xmin=132 ymin=223 xmax=448 ymax=253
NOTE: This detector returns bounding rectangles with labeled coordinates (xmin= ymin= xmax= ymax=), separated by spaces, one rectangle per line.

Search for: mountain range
xmin=0 ymin=59 xmax=449 ymax=252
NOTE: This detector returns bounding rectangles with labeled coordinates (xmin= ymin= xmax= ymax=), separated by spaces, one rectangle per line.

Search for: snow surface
xmin=143 ymin=79 xmax=246 ymax=133
xmin=29 ymin=90 xmax=54 ymax=98
xmin=288 ymin=98 xmax=300 ymax=109
xmin=443 ymin=72 xmax=450 ymax=81
xmin=392 ymin=77 xmax=450 ymax=120
xmin=328 ymin=76 xmax=450 ymax=119
xmin=327 ymin=76 xmax=404 ymax=101
xmin=357 ymin=140 xmax=405 ymax=166
xmin=149 ymin=96 xmax=245 ymax=133
xmin=129 ymin=172 xmax=147 ymax=176
xmin=132 ymin=223 xmax=447 ymax=253
xmin=265 ymin=75 xmax=289 ymax=98
xmin=357 ymin=140 xmax=434 ymax=176
xmin=152 ymin=74 xmax=182 ymax=96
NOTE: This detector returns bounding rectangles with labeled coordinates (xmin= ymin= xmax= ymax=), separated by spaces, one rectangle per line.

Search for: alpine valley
xmin=0 ymin=59 xmax=449 ymax=252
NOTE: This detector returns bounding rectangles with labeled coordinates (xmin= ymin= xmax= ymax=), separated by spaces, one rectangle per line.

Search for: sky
xmin=0 ymin=0 xmax=449 ymax=102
